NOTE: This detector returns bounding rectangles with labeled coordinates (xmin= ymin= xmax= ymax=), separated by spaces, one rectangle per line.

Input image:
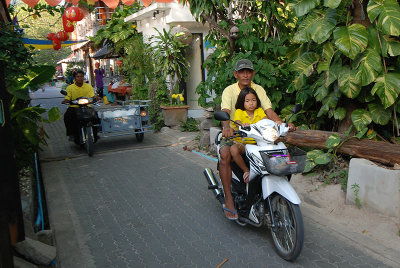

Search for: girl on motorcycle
xmin=231 ymin=87 xmax=268 ymax=183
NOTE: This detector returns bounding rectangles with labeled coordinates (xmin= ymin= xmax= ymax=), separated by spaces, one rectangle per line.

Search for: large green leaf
xmin=324 ymin=0 xmax=341 ymax=8
xmin=47 ymin=107 xmax=61 ymax=122
xmin=339 ymin=66 xmax=361 ymax=98
xmin=293 ymin=0 xmax=321 ymax=17
xmin=368 ymin=0 xmax=400 ymax=36
xmin=309 ymin=9 xmax=337 ymax=44
xmin=325 ymin=56 xmax=341 ymax=86
xmin=326 ymin=133 xmax=341 ymax=148
xmin=383 ymin=35 xmax=400 ymax=56
xmin=353 ymin=48 xmax=382 ymax=86
xmin=22 ymin=65 xmax=55 ymax=91
xmin=368 ymin=102 xmax=391 ymax=125
xmin=315 ymin=152 xmax=333 ymax=164
xmin=334 ymin=107 xmax=346 ymax=120
xmin=293 ymin=12 xmax=319 ymax=43
xmin=314 ymin=84 xmax=329 ymax=101
xmin=317 ymin=42 xmax=336 ymax=73
xmin=292 ymin=52 xmax=319 ymax=76
xmin=333 ymin=24 xmax=368 ymax=59
xmin=371 ymin=72 xmax=400 ymax=108
xmin=351 ymin=109 xmax=372 ymax=131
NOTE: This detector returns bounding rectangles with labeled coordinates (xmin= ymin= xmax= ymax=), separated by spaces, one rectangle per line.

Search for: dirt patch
xmin=291 ymin=174 xmax=400 ymax=252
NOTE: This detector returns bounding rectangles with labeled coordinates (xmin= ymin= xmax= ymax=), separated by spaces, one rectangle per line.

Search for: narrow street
xmin=32 ymin=84 xmax=394 ymax=267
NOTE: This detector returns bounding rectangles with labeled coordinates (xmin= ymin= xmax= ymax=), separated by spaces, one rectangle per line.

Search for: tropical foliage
xmin=288 ymin=0 xmax=400 ymax=140
xmin=150 ymin=26 xmax=190 ymax=105
xmin=178 ymin=0 xmax=318 ymax=127
xmin=0 ymin=23 xmax=60 ymax=169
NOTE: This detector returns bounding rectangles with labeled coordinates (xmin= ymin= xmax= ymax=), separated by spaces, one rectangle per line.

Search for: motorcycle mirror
xmin=291 ymin=104 xmax=302 ymax=114
xmin=214 ymin=111 xmax=230 ymax=121
xmin=60 ymin=89 xmax=67 ymax=96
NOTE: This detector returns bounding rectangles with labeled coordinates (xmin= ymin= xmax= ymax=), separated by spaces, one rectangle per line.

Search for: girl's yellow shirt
xmin=232 ymin=107 xmax=267 ymax=144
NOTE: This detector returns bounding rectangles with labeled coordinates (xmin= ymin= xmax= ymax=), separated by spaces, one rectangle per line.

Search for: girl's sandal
xmin=243 ymin=171 xmax=250 ymax=183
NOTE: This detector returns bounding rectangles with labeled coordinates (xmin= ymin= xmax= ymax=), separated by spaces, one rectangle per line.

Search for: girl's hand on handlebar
xmin=288 ymin=122 xmax=296 ymax=131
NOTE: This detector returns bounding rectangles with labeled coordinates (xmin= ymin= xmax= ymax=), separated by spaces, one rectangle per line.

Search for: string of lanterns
xmin=18 ymin=0 xmax=174 ymax=9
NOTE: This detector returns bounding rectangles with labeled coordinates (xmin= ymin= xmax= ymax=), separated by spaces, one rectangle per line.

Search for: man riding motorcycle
xmin=62 ymin=69 xmax=101 ymax=143
xmin=219 ymin=59 xmax=295 ymax=220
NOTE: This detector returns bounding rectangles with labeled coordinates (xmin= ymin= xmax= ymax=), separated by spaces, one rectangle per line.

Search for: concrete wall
xmin=347 ymin=158 xmax=400 ymax=217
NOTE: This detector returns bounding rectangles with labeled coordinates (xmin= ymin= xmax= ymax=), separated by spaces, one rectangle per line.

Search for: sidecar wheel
xmin=269 ymin=194 xmax=304 ymax=261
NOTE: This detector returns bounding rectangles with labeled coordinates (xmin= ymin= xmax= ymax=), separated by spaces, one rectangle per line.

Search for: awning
xmin=71 ymin=40 xmax=92 ymax=51
xmin=92 ymin=44 xmax=119 ymax=59
xmin=22 ymin=38 xmax=88 ymax=50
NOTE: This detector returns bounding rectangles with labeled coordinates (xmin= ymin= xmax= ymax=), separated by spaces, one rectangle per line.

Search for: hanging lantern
xmin=47 ymin=33 xmax=56 ymax=40
xmin=62 ymin=14 xmax=75 ymax=32
xmin=53 ymin=37 xmax=61 ymax=50
xmin=102 ymin=0 xmax=120 ymax=9
xmin=171 ymin=26 xmax=192 ymax=45
xmin=21 ymin=0 xmax=39 ymax=8
xmin=142 ymin=0 xmax=152 ymax=7
xmin=65 ymin=0 xmax=79 ymax=5
xmin=122 ymin=0 xmax=135 ymax=5
xmin=45 ymin=0 xmax=62 ymax=6
xmin=56 ymin=31 xmax=69 ymax=42
xmin=77 ymin=8 xmax=85 ymax=21
xmin=116 ymin=60 xmax=123 ymax=67
xmin=65 ymin=7 xmax=82 ymax=22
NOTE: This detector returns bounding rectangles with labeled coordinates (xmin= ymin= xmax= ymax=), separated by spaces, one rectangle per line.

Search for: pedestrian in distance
xmin=94 ymin=62 xmax=105 ymax=98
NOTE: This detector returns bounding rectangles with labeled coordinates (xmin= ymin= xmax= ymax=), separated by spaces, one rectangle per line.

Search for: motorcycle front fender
xmin=261 ymin=175 xmax=301 ymax=204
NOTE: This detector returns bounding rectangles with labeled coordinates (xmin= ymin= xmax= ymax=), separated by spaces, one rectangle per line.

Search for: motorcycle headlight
xmin=261 ymin=126 xmax=279 ymax=142
xmin=78 ymin=98 xmax=89 ymax=105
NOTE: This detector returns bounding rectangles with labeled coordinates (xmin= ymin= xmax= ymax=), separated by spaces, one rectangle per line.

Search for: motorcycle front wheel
xmin=85 ymin=126 xmax=94 ymax=157
xmin=269 ymin=194 xmax=304 ymax=261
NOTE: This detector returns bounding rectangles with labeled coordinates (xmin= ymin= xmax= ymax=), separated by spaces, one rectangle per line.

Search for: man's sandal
xmin=222 ymin=206 xmax=238 ymax=220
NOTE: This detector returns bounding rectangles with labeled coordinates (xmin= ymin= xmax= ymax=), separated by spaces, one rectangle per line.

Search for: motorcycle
xmin=61 ymin=90 xmax=98 ymax=156
xmin=204 ymin=104 xmax=306 ymax=261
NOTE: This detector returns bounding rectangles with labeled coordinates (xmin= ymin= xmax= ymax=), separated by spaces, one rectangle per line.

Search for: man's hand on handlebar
xmin=222 ymin=126 xmax=234 ymax=138
xmin=288 ymin=122 xmax=296 ymax=131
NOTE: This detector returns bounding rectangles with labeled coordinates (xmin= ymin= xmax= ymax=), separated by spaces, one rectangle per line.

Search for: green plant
xmin=288 ymin=0 xmax=400 ymax=140
xmin=351 ymin=183 xmax=362 ymax=208
xmin=180 ymin=117 xmax=199 ymax=132
xmin=150 ymin=26 xmax=190 ymax=105
xmin=148 ymin=78 xmax=169 ymax=131
xmin=0 ymin=23 xmax=60 ymax=169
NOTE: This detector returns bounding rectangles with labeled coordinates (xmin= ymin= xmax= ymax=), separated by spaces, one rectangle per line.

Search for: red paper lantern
xmin=47 ymin=33 xmax=56 ymax=40
xmin=121 ymin=0 xmax=135 ymax=5
xmin=56 ymin=31 xmax=69 ymax=42
xmin=77 ymin=8 xmax=85 ymax=21
xmin=45 ymin=0 xmax=62 ymax=6
xmin=62 ymin=14 xmax=75 ymax=33
xmin=102 ymin=0 xmax=120 ymax=9
xmin=116 ymin=60 xmax=123 ymax=67
xmin=21 ymin=0 xmax=39 ymax=8
xmin=65 ymin=7 xmax=82 ymax=22
xmin=53 ymin=37 xmax=61 ymax=50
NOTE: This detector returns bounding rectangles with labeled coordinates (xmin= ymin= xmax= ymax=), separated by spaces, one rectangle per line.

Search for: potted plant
xmin=151 ymin=26 xmax=191 ymax=126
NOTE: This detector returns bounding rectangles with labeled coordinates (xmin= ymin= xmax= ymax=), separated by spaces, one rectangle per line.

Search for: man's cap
xmin=235 ymin=59 xmax=254 ymax=71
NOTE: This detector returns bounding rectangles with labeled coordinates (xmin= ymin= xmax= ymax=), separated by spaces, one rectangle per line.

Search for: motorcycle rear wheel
xmin=269 ymin=194 xmax=304 ymax=261
xmin=85 ymin=126 xmax=94 ymax=157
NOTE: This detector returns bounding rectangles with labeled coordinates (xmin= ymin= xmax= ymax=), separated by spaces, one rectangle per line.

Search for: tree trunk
xmin=279 ymin=130 xmax=400 ymax=166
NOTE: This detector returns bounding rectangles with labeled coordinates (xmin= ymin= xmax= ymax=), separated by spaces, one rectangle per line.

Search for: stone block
xmin=14 ymin=256 xmax=37 ymax=268
xmin=346 ymin=158 xmax=400 ymax=217
xmin=200 ymin=129 xmax=210 ymax=148
xmin=14 ymin=237 xmax=56 ymax=266
xmin=209 ymin=127 xmax=222 ymax=149
xmin=200 ymin=118 xmax=214 ymax=130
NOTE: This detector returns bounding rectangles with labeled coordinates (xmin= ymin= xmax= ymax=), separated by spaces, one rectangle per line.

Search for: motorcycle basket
xmin=75 ymin=107 xmax=97 ymax=121
xmin=260 ymin=147 xmax=307 ymax=176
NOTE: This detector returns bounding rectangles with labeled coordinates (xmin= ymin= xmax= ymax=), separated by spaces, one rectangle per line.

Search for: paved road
xmin=33 ymin=85 xmax=395 ymax=267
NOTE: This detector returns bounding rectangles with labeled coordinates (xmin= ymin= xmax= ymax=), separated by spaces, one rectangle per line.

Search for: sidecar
xmin=93 ymin=100 xmax=152 ymax=142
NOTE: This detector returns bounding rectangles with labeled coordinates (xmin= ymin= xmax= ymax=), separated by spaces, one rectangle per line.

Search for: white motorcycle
xmin=204 ymin=104 xmax=306 ymax=261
